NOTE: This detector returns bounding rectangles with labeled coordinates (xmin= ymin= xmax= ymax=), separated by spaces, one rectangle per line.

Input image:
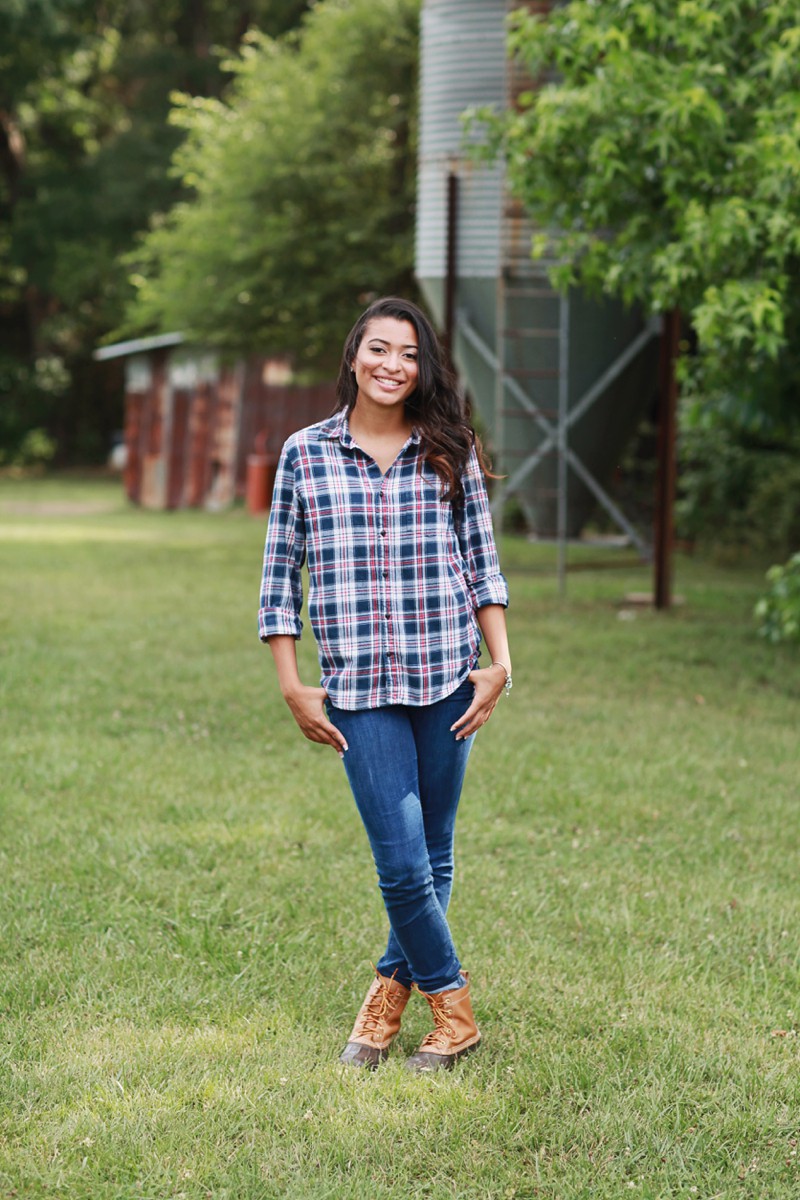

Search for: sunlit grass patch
xmin=1 ymin=475 xmax=798 ymax=1199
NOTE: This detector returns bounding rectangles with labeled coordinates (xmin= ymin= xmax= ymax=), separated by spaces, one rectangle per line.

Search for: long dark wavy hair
xmin=334 ymin=296 xmax=492 ymax=507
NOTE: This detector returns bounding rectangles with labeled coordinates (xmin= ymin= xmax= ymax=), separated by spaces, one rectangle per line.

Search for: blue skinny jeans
xmin=328 ymin=680 xmax=475 ymax=993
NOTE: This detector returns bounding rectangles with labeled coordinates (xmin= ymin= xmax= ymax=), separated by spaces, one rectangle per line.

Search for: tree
xmin=0 ymin=0 xmax=312 ymax=461
xmin=121 ymin=0 xmax=420 ymax=372
xmin=472 ymin=0 xmax=800 ymax=435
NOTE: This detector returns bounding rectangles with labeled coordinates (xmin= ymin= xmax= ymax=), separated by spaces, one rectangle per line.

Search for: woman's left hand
xmin=450 ymin=666 xmax=507 ymax=740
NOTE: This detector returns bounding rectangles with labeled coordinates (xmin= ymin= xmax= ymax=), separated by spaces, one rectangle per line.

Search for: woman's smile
xmin=352 ymin=316 xmax=419 ymax=410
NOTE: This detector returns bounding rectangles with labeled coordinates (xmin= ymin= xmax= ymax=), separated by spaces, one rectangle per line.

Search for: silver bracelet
xmin=490 ymin=660 xmax=513 ymax=696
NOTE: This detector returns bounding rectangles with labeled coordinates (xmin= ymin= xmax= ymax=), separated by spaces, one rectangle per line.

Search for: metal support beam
xmin=459 ymin=310 xmax=655 ymax=558
xmin=654 ymin=309 xmax=680 ymax=609
xmin=465 ymin=311 xmax=660 ymax=485
xmin=556 ymin=294 xmax=569 ymax=597
xmin=566 ymin=447 xmax=650 ymax=557
xmin=444 ymin=172 xmax=459 ymax=364
xmin=460 ymin=312 xmax=549 ymax=427
xmin=567 ymin=318 xmax=662 ymax=432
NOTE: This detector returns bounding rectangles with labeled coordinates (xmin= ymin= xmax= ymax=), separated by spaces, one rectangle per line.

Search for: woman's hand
xmin=283 ymin=685 xmax=349 ymax=756
xmin=450 ymin=665 xmax=507 ymax=740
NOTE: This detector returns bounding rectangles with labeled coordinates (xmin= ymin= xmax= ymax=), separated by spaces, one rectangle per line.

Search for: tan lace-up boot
xmin=339 ymin=971 xmax=412 ymax=1069
xmin=406 ymin=972 xmax=481 ymax=1072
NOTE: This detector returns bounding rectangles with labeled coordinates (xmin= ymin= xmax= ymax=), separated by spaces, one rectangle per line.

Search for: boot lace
xmin=418 ymin=992 xmax=456 ymax=1051
xmin=352 ymin=973 xmax=401 ymax=1039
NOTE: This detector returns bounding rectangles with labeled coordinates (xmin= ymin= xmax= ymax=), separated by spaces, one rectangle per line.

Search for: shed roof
xmin=93 ymin=332 xmax=185 ymax=362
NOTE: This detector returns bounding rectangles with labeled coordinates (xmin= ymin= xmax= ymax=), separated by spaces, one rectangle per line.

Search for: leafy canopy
xmin=2 ymin=1 xmax=314 ymax=337
xmin=472 ymin=0 xmax=800 ymax=432
xmin=0 ymin=0 xmax=312 ymax=459
xmin=122 ymin=0 xmax=420 ymax=371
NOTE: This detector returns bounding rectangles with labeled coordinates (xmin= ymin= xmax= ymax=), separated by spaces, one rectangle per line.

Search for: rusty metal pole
xmin=444 ymin=170 xmax=459 ymax=365
xmin=654 ymin=308 xmax=680 ymax=610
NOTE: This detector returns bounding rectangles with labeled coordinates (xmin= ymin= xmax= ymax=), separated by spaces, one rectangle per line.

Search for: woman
xmin=258 ymin=297 xmax=511 ymax=1072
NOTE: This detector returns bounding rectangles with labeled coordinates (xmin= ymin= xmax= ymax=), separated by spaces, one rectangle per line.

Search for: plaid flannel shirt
xmin=258 ymin=412 xmax=508 ymax=710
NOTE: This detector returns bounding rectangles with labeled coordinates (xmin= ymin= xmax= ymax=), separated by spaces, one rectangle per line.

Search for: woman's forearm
xmin=267 ymin=634 xmax=305 ymax=699
xmin=476 ymin=604 xmax=512 ymax=674
xmin=267 ymin=635 xmax=347 ymax=754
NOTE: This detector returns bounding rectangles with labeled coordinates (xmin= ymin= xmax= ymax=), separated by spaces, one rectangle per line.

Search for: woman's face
xmin=351 ymin=317 xmax=419 ymax=414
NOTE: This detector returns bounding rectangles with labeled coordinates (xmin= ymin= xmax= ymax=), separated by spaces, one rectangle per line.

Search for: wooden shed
xmin=94 ymin=334 xmax=336 ymax=510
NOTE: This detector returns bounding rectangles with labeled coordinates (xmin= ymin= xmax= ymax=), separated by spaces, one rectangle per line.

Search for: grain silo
xmin=416 ymin=0 xmax=660 ymax=569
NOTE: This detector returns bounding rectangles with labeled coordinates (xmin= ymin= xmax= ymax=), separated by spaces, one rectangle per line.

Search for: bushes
xmin=677 ymin=425 xmax=800 ymax=559
xmin=755 ymin=553 xmax=800 ymax=645
xmin=10 ymin=428 xmax=58 ymax=469
xmin=0 ymin=355 xmax=66 ymax=467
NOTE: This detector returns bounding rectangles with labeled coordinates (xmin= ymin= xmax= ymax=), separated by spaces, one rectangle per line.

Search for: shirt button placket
xmin=378 ymin=479 xmax=392 ymax=701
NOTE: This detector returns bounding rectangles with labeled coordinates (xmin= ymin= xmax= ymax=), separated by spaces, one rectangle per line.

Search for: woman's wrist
xmin=489 ymin=660 xmax=513 ymax=695
xmin=280 ymin=679 xmax=306 ymax=702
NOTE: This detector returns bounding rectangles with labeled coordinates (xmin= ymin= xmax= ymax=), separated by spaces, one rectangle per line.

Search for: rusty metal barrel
xmin=246 ymin=430 xmax=276 ymax=515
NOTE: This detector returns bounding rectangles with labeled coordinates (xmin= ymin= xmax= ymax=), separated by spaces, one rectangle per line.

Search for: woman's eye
xmin=365 ymin=345 xmax=416 ymax=361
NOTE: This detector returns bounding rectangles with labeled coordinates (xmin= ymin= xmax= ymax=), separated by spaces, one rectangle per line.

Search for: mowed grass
xmin=1 ymin=475 xmax=798 ymax=1200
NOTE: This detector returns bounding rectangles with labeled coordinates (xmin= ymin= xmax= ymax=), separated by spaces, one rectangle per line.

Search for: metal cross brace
xmin=458 ymin=310 xmax=660 ymax=557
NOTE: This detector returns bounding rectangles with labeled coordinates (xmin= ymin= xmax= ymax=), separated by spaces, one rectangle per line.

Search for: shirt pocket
xmin=415 ymin=462 xmax=455 ymax=535
xmin=418 ymin=460 xmax=445 ymax=494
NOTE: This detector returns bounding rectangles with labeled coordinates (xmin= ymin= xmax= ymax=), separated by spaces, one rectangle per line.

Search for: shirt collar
xmin=317 ymin=409 xmax=421 ymax=448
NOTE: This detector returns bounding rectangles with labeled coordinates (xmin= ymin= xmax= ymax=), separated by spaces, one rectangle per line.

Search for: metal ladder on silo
xmin=493 ymin=205 xmax=571 ymax=594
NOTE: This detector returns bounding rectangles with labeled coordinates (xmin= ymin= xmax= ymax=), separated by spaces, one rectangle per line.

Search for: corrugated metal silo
xmin=416 ymin=0 xmax=659 ymax=549
xmin=416 ymin=0 xmax=506 ymax=427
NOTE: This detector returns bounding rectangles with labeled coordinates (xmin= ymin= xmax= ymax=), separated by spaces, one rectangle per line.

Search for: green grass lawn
xmin=1 ymin=475 xmax=798 ymax=1200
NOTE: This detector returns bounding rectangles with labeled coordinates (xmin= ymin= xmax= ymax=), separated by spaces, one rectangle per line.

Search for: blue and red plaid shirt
xmin=258 ymin=411 xmax=508 ymax=710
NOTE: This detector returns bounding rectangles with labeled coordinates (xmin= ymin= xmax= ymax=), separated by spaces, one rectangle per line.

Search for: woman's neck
xmin=348 ymin=401 xmax=412 ymax=442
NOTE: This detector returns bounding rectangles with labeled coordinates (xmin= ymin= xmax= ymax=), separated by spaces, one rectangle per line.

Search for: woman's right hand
xmin=283 ymin=685 xmax=349 ymax=757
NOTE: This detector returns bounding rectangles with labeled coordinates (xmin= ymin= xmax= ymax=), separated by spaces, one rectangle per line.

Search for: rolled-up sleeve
xmin=258 ymin=439 xmax=306 ymax=641
xmin=457 ymin=444 xmax=509 ymax=610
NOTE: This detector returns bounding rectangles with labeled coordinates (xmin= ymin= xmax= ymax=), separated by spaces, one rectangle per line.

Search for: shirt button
xmin=379 ymin=528 xmax=387 ymax=537
xmin=382 ymin=569 xmax=389 ymax=578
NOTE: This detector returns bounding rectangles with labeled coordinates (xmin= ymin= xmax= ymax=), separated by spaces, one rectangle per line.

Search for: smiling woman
xmin=257 ymin=296 xmax=512 ymax=1073
xmin=347 ymin=316 xmax=419 ymax=472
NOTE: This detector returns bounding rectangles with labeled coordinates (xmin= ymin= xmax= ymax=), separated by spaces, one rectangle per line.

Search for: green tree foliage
xmin=471 ymin=0 xmax=800 ymax=434
xmin=677 ymin=425 xmax=800 ymax=558
xmin=122 ymin=0 xmax=420 ymax=371
xmin=0 ymin=0 xmax=311 ymax=461
xmin=755 ymin=552 xmax=800 ymax=644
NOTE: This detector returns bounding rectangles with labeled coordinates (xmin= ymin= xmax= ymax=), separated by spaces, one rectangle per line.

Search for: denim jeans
xmin=328 ymin=680 xmax=475 ymax=993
